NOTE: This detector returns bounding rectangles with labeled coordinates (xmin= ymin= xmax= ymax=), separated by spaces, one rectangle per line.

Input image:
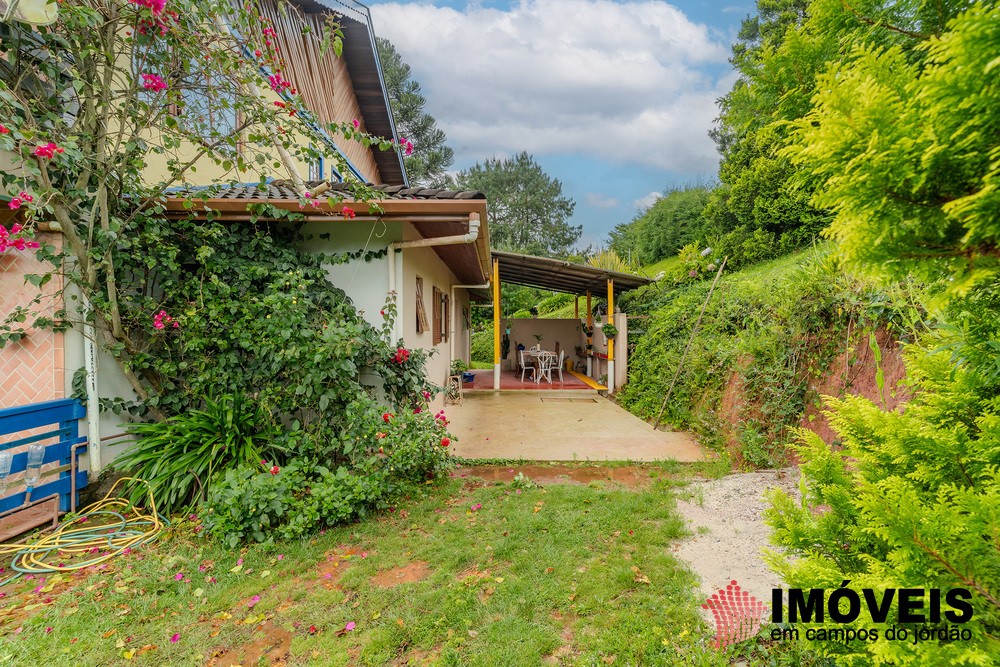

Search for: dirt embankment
xmin=717 ymin=328 xmax=909 ymax=457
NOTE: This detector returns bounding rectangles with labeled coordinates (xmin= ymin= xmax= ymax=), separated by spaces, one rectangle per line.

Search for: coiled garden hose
xmin=0 ymin=477 xmax=168 ymax=586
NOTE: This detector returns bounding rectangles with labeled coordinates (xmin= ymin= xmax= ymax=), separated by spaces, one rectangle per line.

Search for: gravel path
xmin=672 ymin=468 xmax=800 ymax=603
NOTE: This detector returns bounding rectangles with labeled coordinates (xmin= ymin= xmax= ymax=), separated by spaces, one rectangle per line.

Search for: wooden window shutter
xmin=443 ymin=294 xmax=450 ymax=342
xmin=432 ymin=286 xmax=442 ymax=345
xmin=415 ymin=277 xmax=429 ymax=333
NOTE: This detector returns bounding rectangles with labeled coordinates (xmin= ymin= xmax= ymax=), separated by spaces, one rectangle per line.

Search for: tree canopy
xmin=376 ymin=37 xmax=454 ymax=187
xmin=456 ymin=151 xmax=579 ymax=257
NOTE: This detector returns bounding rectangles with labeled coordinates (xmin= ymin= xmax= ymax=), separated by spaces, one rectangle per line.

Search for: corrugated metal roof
xmin=492 ymin=250 xmax=653 ymax=296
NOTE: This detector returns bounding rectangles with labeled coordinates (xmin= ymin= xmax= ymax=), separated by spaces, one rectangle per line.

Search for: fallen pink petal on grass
xmin=345 ymin=621 xmax=356 ymax=631
xmin=170 ymin=633 xmax=180 ymax=643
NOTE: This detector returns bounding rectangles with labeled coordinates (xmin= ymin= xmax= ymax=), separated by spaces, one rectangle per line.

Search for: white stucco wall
xmin=296 ymin=220 xmax=403 ymax=328
xmin=400 ymin=242 xmax=472 ymax=412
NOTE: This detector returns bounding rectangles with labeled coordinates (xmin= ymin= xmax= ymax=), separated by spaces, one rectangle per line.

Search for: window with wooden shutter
xmin=442 ymin=293 xmax=450 ymax=342
xmin=415 ymin=277 xmax=429 ymax=334
xmin=432 ymin=286 xmax=442 ymax=344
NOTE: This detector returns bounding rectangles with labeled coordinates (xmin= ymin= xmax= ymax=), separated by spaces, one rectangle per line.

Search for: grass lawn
xmin=0 ymin=467 xmax=812 ymax=666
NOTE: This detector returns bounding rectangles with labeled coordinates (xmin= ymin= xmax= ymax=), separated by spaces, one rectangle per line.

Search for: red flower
xmin=0 ymin=124 xmax=9 ymax=134
xmin=440 ymin=437 xmax=450 ymax=448
xmin=382 ymin=412 xmax=392 ymax=423
xmin=342 ymin=206 xmax=356 ymax=219
xmin=308 ymin=624 xmax=318 ymax=634
xmin=32 ymin=142 xmax=64 ymax=159
xmin=270 ymin=465 xmax=279 ymax=475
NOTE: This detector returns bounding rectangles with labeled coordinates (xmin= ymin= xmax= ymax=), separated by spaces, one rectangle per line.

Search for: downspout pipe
xmin=387 ymin=213 xmax=481 ymax=343
xmin=81 ymin=296 xmax=102 ymax=473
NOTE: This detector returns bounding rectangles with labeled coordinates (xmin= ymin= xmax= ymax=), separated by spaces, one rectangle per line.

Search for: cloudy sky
xmin=364 ymin=0 xmax=751 ymax=247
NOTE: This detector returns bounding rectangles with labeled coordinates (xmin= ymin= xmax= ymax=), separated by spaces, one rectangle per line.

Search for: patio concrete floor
xmin=446 ymin=390 xmax=704 ymax=462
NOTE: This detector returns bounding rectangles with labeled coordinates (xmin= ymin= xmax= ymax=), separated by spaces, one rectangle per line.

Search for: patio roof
xmin=492 ymin=250 xmax=653 ymax=296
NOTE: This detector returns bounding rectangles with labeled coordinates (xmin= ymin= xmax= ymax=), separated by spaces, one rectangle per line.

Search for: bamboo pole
xmin=653 ymin=257 xmax=727 ymax=430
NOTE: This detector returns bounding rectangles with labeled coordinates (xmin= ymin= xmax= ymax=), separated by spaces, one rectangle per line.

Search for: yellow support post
xmin=586 ymin=291 xmax=593 ymax=377
xmin=607 ymin=279 xmax=615 ymax=392
xmin=493 ymin=258 xmax=501 ymax=390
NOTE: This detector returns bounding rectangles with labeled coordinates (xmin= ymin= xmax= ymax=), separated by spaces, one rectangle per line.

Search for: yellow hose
xmin=0 ymin=477 xmax=167 ymax=580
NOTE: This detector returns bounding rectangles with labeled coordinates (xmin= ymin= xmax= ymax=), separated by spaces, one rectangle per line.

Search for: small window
xmin=415 ymin=277 xmax=429 ymax=334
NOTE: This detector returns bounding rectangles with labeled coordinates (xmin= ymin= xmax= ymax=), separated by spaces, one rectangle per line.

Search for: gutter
xmin=387 ymin=213 xmax=481 ymax=343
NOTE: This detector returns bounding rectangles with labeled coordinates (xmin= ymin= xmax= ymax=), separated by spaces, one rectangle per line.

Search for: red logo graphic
xmin=703 ymin=580 xmax=768 ymax=648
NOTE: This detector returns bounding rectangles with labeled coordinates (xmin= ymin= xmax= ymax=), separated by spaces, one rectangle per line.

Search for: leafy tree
xmin=766 ymin=5 xmax=1000 ymax=663
xmin=785 ymin=2 xmax=1000 ymax=294
xmin=376 ymin=37 xmax=454 ymax=187
xmin=456 ymin=151 xmax=579 ymax=257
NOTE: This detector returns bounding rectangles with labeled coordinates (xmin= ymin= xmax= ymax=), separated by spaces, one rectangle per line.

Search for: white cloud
xmin=584 ymin=192 xmax=619 ymax=209
xmin=633 ymin=191 xmax=662 ymax=211
xmin=370 ymin=1 xmax=732 ymax=172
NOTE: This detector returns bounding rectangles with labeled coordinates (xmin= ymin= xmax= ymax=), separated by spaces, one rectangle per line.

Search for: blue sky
xmin=364 ymin=0 xmax=752 ymax=247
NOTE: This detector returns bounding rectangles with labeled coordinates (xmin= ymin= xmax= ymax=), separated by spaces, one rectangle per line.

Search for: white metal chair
xmin=553 ymin=350 xmax=565 ymax=382
xmin=519 ymin=349 xmax=536 ymax=382
xmin=536 ymin=351 xmax=557 ymax=384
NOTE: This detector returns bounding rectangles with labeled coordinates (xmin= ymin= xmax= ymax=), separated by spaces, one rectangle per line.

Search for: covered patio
xmin=486 ymin=251 xmax=653 ymax=393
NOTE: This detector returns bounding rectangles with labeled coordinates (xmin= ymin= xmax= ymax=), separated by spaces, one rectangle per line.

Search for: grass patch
xmin=0 ymin=472 xmax=818 ymax=666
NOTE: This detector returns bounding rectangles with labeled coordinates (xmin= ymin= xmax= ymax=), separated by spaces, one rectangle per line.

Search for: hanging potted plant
xmin=602 ymin=323 xmax=618 ymax=340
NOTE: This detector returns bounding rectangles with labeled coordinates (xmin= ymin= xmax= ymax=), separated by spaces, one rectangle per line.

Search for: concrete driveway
xmin=445 ymin=390 xmax=703 ymax=462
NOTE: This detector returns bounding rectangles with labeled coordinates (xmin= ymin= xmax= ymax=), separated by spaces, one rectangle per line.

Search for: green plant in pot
xmin=602 ymin=323 xmax=618 ymax=339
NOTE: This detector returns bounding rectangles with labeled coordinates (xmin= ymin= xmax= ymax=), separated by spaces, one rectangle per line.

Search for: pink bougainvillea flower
xmin=237 ymin=558 xmax=244 ymax=566
xmin=341 ymin=206 xmax=356 ymax=220
xmin=18 ymin=191 xmax=33 ymax=203
xmin=45 ymin=627 xmax=52 ymax=634
xmin=323 ymin=572 xmax=332 ymax=580
xmin=174 ymin=572 xmax=183 ymax=581
xmin=8 ymin=198 xmax=21 ymax=210
xmin=129 ymin=0 xmax=166 ymax=16
xmin=152 ymin=309 xmax=177 ymax=330
xmin=248 ymin=595 xmax=260 ymax=608
xmin=352 ymin=118 xmax=360 ymax=129
xmin=470 ymin=503 xmax=481 ymax=512
xmin=32 ymin=142 xmax=64 ymax=159
xmin=345 ymin=621 xmax=356 ymax=631
xmin=140 ymin=73 xmax=168 ymax=92
xmin=170 ymin=632 xmax=180 ymax=643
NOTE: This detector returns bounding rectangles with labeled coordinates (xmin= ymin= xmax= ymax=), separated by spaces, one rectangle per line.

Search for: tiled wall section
xmin=0 ymin=233 xmax=64 ymax=410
